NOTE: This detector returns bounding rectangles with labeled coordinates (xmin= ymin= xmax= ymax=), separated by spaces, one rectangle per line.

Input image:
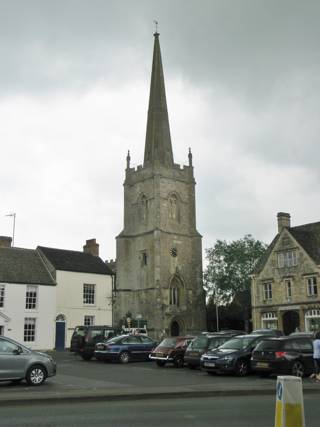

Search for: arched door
xmin=170 ymin=321 xmax=180 ymax=337
xmin=282 ymin=310 xmax=300 ymax=335
xmin=55 ymin=314 xmax=66 ymax=350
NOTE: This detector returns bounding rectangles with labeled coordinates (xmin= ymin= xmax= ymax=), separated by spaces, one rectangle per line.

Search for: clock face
xmin=170 ymin=247 xmax=177 ymax=257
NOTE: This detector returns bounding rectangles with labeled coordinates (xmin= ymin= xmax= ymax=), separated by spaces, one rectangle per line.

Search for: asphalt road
xmin=1 ymin=395 xmax=320 ymax=427
xmin=0 ymin=350 xmax=282 ymax=396
xmin=1 ymin=350 xmax=320 ymax=403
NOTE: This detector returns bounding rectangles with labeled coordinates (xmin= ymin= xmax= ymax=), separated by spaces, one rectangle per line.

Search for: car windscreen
xmin=254 ymin=340 xmax=280 ymax=351
xmin=159 ymin=338 xmax=177 ymax=348
xmin=219 ymin=336 xmax=257 ymax=350
xmin=72 ymin=328 xmax=85 ymax=337
xmin=209 ymin=336 xmax=231 ymax=349
xmin=188 ymin=336 xmax=208 ymax=350
xmin=105 ymin=336 xmax=123 ymax=344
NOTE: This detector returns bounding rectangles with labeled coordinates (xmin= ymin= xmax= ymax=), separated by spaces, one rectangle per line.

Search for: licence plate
xmin=156 ymin=353 xmax=163 ymax=357
xmin=189 ymin=352 xmax=198 ymax=357
xmin=204 ymin=362 xmax=216 ymax=367
xmin=256 ymin=362 xmax=269 ymax=368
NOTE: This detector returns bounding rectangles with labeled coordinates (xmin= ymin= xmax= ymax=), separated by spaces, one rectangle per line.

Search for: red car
xmin=149 ymin=336 xmax=194 ymax=368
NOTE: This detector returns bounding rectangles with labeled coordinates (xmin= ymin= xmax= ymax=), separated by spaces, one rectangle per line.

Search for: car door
xmin=0 ymin=338 xmax=29 ymax=380
xmin=122 ymin=336 xmax=143 ymax=360
xmin=297 ymin=338 xmax=314 ymax=373
xmin=139 ymin=336 xmax=156 ymax=360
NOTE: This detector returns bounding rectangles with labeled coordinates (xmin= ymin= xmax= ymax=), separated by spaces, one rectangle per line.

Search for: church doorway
xmin=282 ymin=310 xmax=300 ymax=335
xmin=170 ymin=321 xmax=180 ymax=337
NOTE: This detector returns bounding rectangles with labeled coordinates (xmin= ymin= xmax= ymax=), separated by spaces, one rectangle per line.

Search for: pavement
xmin=1 ymin=350 xmax=319 ymax=406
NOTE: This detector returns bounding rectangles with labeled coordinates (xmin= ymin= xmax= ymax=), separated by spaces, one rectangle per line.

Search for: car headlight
xmin=221 ymin=356 xmax=234 ymax=361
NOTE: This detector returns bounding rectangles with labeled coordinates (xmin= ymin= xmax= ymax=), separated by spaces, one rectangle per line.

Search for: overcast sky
xmin=1 ymin=0 xmax=320 ymax=261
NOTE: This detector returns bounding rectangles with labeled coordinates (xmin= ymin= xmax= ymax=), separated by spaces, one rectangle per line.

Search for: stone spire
xmin=143 ymin=32 xmax=174 ymax=168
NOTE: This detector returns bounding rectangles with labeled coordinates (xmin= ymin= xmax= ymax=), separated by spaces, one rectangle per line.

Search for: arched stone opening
xmin=170 ymin=318 xmax=185 ymax=337
xmin=282 ymin=310 xmax=299 ymax=335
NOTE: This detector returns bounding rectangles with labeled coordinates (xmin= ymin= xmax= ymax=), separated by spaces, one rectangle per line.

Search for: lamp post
xmin=136 ymin=314 xmax=142 ymax=328
xmin=5 ymin=213 xmax=16 ymax=246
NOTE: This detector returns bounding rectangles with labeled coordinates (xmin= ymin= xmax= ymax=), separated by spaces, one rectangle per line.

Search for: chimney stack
xmin=0 ymin=236 xmax=12 ymax=248
xmin=83 ymin=239 xmax=99 ymax=257
xmin=277 ymin=212 xmax=291 ymax=233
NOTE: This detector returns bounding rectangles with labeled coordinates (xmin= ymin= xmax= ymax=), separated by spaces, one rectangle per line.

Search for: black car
xmin=200 ymin=334 xmax=265 ymax=376
xmin=289 ymin=331 xmax=315 ymax=338
xmin=251 ymin=329 xmax=283 ymax=337
xmin=94 ymin=334 xmax=157 ymax=363
xmin=70 ymin=325 xmax=116 ymax=360
xmin=251 ymin=336 xmax=314 ymax=377
xmin=184 ymin=333 xmax=243 ymax=369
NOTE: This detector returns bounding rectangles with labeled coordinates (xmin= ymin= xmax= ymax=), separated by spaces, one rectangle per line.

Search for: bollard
xmin=275 ymin=375 xmax=305 ymax=427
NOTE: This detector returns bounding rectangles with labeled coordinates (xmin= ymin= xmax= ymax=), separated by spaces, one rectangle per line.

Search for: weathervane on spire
xmin=153 ymin=20 xmax=159 ymax=34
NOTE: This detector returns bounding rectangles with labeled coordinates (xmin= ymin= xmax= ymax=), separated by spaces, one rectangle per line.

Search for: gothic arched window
xmin=170 ymin=286 xmax=179 ymax=306
xmin=169 ymin=275 xmax=184 ymax=307
xmin=140 ymin=194 xmax=148 ymax=221
xmin=168 ymin=193 xmax=180 ymax=222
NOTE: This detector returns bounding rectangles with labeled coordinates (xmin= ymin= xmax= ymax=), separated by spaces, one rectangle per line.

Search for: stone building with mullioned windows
xmin=251 ymin=213 xmax=320 ymax=334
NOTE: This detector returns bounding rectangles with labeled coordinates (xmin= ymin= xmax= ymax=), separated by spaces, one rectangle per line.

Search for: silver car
xmin=0 ymin=336 xmax=56 ymax=386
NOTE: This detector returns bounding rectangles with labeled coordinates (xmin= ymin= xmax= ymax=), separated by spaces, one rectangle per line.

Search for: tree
xmin=204 ymin=235 xmax=267 ymax=331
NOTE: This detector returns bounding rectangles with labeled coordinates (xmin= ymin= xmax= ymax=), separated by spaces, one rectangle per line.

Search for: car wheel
xmin=156 ymin=360 xmax=166 ymax=367
xmin=235 ymin=359 xmax=249 ymax=377
xmin=119 ymin=351 xmax=130 ymax=364
xmin=173 ymin=356 xmax=184 ymax=368
xmin=26 ymin=365 xmax=46 ymax=386
xmin=81 ymin=354 xmax=93 ymax=361
xmin=292 ymin=361 xmax=305 ymax=378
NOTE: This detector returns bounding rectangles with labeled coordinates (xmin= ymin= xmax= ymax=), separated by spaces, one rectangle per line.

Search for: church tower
xmin=115 ymin=32 xmax=206 ymax=338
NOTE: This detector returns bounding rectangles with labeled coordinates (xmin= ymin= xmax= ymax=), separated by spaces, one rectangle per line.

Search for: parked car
xmin=200 ymin=334 xmax=265 ymax=376
xmin=251 ymin=329 xmax=283 ymax=336
xmin=150 ymin=336 xmax=194 ymax=368
xmin=184 ymin=332 xmax=243 ymax=369
xmin=71 ymin=325 xmax=116 ymax=360
xmin=217 ymin=330 xmax=246 ymax=335
xmin=94 ymin=334 xmax=157 ymax=363
xmin=251 ymin=336 xmax=314 ymax=377
xmin=0 ymin=336 xmax=56 ymax=386
xmin=289 ymin=331 xmax=315 ymax=338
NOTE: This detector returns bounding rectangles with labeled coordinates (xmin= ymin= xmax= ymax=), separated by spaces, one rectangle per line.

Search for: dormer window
xmin=277 ymin=250 xmax=297 ymax=268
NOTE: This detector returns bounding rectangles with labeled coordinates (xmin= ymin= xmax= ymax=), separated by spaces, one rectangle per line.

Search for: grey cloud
xmin=2 ymin=0 xmax=320 ymax=101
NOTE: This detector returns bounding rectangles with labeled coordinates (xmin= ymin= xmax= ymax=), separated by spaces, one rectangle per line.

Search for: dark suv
xmin=251 ymin=336 xmax=314 ymax=377
xmin=150 ymin=336 xmax=194 ymax=368
xmin=70 ymin=325 xmax=116 ymax=360
xmin=184 ymin=332 xmax=243 ymax=369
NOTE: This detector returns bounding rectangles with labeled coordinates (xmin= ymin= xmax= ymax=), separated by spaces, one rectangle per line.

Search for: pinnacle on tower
xmin=143 ymin=33 xmax=174 ymax=168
